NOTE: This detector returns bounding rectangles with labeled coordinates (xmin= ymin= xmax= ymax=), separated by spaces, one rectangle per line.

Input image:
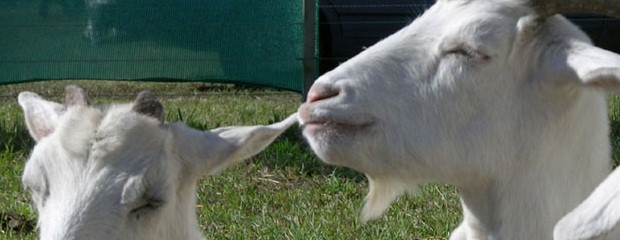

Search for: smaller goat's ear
xmin=18 ymin=92 xmax=65 ymax=141
xmin=552 ymin=42 xmax=620 ymax=88
xmin=172 ymin=113 xmax=298 ymax=176
xmin=554 ymin=168 xmax=620 ymax=240
xmin=132 ymin=91 xmax=164 ymax=123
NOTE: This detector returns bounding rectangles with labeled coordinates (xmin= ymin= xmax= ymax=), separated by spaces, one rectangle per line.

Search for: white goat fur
xmin=298 ymin=0 xmax=620 ymax=239
xmin=18 ymin=87 xmax=297 ymax=240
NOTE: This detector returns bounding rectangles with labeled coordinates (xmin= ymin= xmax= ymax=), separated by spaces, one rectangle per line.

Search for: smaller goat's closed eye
xmin=22 ymin=174 xmax=49 ymax=208
xmin=128 ymin=198 xmax=164 ymax=220
xmin=25 ymin=184 xmax=49 ymax=208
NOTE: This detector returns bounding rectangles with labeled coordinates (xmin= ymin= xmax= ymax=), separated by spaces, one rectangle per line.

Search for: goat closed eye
xmin=129 ymin=198 xmax=163 ymax=220
xmin=441 ymin=46 xmax=491 ymax=61
xmin=25 ymin=184 xmax=48 ymax=208
xmin=444 ymin=48 xmax=471 ymax=57
xmin=22 ymin=174 xmax=49 ymax=209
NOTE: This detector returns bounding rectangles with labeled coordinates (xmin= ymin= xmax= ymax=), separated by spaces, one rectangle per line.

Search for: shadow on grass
xmin=0 ymin=120 xmax=33 ymax=154
xmin=611 ymin=116 xmax=620 ymax=168
xmin=0 ymin=211 xmax=36 ymax=237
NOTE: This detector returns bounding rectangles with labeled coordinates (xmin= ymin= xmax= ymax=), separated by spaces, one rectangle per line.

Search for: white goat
xmin=298 ymin=0 xmax=620 ymax=239
xmin=18 ymin=86 xmax=297 ymax=240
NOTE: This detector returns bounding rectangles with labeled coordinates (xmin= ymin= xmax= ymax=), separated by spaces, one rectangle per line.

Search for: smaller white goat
xmin=18 ymin=86 xmax=297 ymax=240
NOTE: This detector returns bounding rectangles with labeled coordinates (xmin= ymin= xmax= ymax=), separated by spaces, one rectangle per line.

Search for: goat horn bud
xmin=64 ymin=85 xmax=90 ymax=107
xmin=132 ymin=91 xmax=164 ymax=123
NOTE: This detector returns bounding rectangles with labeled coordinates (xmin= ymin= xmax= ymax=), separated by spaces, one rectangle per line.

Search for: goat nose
xmin=306 ymin=83 xmax=340 ymax=103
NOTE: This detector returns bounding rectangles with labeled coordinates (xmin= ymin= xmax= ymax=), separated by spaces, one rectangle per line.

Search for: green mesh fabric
xmin=1 ymin=0 xmax=308 ymax=92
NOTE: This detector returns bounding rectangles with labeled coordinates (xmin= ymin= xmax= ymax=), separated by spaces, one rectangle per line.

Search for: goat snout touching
xmin=18 ymin=85 xmax=297 ymax=240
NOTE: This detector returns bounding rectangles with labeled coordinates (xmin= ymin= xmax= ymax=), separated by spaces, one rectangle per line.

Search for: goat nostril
xmin=306 ymin=84 xmax=340 ymax=103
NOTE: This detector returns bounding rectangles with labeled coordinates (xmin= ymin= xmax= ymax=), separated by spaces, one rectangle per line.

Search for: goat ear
xmin=554 ymin=42 xmax=620 ymax=88
xmin=553 ymin=168 xmax=620 ymax=240
xmin=18 ymin=92 xmax=65 ymax=141
xmin=171 ymin=113 xmax=298 ymax=176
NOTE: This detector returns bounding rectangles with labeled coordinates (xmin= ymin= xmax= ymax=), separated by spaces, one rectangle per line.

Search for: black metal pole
xmin=302 ymin=0 xmax=317 ymax=101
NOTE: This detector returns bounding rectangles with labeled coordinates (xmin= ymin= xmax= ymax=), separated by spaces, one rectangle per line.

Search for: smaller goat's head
xmin=18 ymin=86 xmax=297 ymax=240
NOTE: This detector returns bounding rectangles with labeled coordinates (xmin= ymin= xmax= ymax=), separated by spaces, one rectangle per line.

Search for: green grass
xmin=26 ymin=80 xmax=620 ymax=239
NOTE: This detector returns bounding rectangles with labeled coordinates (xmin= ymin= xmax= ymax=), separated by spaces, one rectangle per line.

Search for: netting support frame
xmin=302 ymin=0 xmax=318 ymax=100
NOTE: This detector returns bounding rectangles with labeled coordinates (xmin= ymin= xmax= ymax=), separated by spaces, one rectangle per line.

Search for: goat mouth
xmin=302 ymin=118 xmax=375 ymax=134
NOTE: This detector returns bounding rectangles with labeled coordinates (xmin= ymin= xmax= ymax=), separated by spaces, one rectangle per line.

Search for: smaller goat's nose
xmin=306 ymin=83 xmax=340 ymax=103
